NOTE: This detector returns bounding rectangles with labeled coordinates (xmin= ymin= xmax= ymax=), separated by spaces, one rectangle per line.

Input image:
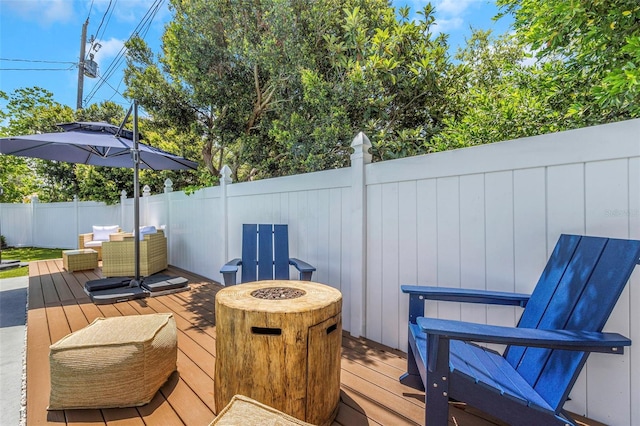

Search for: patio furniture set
xmin=66 ymin=224 xmax=167 ymax=276
xmin=46 ymin=225 xmax=640 ymax=426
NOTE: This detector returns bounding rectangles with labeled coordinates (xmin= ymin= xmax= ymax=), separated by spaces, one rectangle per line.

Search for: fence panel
xmin=33 ymin=202 xmax=76 ymax=249
xmin=167 ymin=187 xmax=221 ymax=279
xmin=2 ymin=119 xmax=639 ymax=425
xmin=76 ymin=202 xmax=121 ymax=239
xmin=363 ymin=119 xmax=640 ymax=425
xmin=0 ymin=203 xmax=31 ymax=247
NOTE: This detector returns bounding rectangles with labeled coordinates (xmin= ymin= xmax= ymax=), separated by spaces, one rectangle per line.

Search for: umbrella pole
xmin=130 ymin=100 xmax=141 ymax=287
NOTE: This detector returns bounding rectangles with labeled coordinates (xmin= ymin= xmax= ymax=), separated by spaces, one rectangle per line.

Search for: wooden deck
xmin=24 ymin=259 xmax=599 ymax=426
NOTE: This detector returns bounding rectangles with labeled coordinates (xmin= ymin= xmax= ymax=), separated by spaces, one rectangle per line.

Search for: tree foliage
xmin=497 ymin=0 xmax=640 ymax=120
xmin=0 ymin=88 xmax=198 ymax=203
xmin=124 ymin=0 xmax=453 ymax=181
xmin=0 ymin=88 xmax=71 ymax=203
xmin=432 ymin=30 xmax=594 ymax=148
xmin=5 ymin=1 xmax=639 ymax=203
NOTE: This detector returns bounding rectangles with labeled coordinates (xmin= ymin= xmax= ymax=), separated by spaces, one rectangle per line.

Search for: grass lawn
xmin=0 ymin=247 xmax=66 ymax=279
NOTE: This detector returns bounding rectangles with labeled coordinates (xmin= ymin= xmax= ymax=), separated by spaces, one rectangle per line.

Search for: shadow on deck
xmin=23 ymin=259 xmax=603 ymax=426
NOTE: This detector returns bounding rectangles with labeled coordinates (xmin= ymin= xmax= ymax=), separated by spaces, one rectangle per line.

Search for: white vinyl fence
xmin=1 ymin=119 xmax=639 ymax=425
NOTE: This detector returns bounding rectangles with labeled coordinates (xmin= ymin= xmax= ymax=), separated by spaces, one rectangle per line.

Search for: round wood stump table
xmin=214 ymin=280 xmax=342 ymax=426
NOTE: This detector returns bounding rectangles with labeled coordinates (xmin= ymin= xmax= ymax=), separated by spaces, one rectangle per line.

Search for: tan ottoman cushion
xmin=62 ymin=249 xmax=98 ymax=272
xmin=210 ymin=395 xmax=315 ymax=426
xmin=49 ymin=313 xmax=177 ymax=410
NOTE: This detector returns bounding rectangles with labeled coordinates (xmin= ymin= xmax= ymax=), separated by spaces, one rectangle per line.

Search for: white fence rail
xmin=1 ymin=119 xmax=639 ymax=424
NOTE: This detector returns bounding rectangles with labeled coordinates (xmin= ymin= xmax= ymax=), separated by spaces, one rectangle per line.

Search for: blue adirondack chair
xmin=220 ymin=224 xmax=316 ymax=286
xmin=400 ymin=234 xmax=640 ymax=426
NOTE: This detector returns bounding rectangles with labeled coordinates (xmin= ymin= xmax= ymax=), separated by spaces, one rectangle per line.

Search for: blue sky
xmin=0 ymin=0 xmax=512 ymax=111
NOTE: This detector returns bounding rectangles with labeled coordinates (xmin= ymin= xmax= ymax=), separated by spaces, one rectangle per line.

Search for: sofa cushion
xmin=138 ymin=225 xmax=157 ymax=240
xmin=84 ymin=240 xmax=103 ymax=248
xmin=93 ymin=225 xmax=119 ymax=241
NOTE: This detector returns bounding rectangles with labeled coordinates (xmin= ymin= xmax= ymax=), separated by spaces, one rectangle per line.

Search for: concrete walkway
xmin=0 ymin=276 xmax=28 ymax=426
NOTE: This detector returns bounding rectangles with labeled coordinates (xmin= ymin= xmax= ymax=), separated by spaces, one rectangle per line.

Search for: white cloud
xmin=89 ymin=0 xmax=169 ymax=24
xmin=400 ymin=0 xmax=486 ymax=34
xmin=433 ymin=17 xmax=464 ymax=34
xmin=3 ymin=0 xmax=74 ymax=25
xmin=91 ymin=37 xmax=126 ymax=63
xmin=432 ymin=0 xmax=483 ymax=16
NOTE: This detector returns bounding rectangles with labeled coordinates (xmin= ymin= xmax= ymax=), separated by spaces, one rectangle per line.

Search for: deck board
xmin=23 ymin=259 xmax=604 ymax=426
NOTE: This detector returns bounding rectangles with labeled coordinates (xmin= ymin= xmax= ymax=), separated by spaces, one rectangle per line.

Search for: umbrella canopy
xmin=0 ymin=121 xmax=197 ymax=170
xmin=0 ymin=110 xmax=198 ymax=288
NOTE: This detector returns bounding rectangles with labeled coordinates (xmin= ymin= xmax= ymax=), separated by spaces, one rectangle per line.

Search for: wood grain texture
xmin=23 ymin=260 xmax=608 ymax=426
xmin=214 ymin=280 xmax=342 ymax=426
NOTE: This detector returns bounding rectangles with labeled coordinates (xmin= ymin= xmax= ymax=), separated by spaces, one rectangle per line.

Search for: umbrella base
xmin=89 ymin=285 xmax=148 ymax=305
xmin=142 ymin=275 xmax=189 ymax=296
xmin=0 ymin=259 xmax=28 ymax=271
xmin=85 ymin=274 xmax=190 ymax=304
xmin=85 ymin=277 xmax=132 ymax=292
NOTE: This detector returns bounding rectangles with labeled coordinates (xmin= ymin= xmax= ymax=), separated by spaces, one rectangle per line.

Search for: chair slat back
xmin=241 ymin=224 xmax=259 ymax=283
xmin=241 ymin=224 xmax=291 ymax=283
xmin=258 ymin=224 xmax=274 ymax=281
xmin=505 ymin=235 xmax=640 ymax=411
xmin=273 ymin=225 xmax=290 ymax=280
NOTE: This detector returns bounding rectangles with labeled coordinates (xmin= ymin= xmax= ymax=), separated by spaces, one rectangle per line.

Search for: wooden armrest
xmin=79 ymin=233 xmax=93 ymax=242
xmin=289 ymin=258 xmax=315 ymax=281
xmin=220 ymin=259 xmax=242 ymax=274
xmin=144 ymin=231 xmax=165 ymax=241
xmin=402 ymin=285 xmax=530 ymax=324
xmin=220 ymin=259 xmax=242 ymax=286
xmin=109 ymin=232 xmax=132 ymax=241
xmin=402 ymin=285 xmax=530 ymax=307
xmin=417 ymin=317 xmax=630 ymax=354
xmin=289 ymin=258 xmax=315 ymax=273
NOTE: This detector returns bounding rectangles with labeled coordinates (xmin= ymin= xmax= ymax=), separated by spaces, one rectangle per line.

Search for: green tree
xmin=0 ymin=153 xmax=35 ymax=203
xmin=0 ymin=90 xmax=31 ymax=203
xmin=0 ymin=88 xmax=72 ymax=202
xmin=271 ymin=4 xmax=452 ymax=165
xmin=124 ymin=0 xmax=454 ymax=181
xmin=432 ymin=30 xmax=592 ymax=148
xmin=497 ymin=0 xmax=640 ymax=120
xmin=1 ymin=88 xmax=198 ymax=203
xmin=72 ymin=103 xmax=200 ymax=204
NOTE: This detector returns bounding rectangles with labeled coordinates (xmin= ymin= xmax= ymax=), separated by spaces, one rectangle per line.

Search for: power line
xmin=0 ymin=67 xmax=75 ymax=71
xmin=97 ymin=4 xmax=116 ymax=43
xmin=0 ymin=58 xmax=76 ymax=65
xmin=85 ymin=0 xmax=164 ymax=103
xmin=87 ymin=0 xmax=95 ymax=20
xmin=91 ymin=0 xmax=114 ymax=50
xmin=94 ymin=73 xmax=126 ymax=99
xmin=84 ymin=0 xmax=165 ymax=105
xmin=0 ymin=58 xmax=76 ymax=72
xmin=93 ymin=0 xmax=113 ymax=40
xmin=86 ymin=0 xmax=164 ymax=102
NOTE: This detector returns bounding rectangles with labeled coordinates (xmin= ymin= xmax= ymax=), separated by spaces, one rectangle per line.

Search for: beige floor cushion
xmin=210 ymin=394 xmax=315 ymax=426
xmin=49 ymin=313 xmax=177 ymax=410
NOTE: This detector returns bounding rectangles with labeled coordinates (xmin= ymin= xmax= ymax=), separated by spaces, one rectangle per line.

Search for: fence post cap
xmin=220 ymin=165 xmax=233 ymax=184
xmin=351 ymin=132 xmax=372 ymax=164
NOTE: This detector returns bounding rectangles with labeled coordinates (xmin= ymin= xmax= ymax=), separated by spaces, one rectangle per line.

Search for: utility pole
xmin=77 ymin=18 xmax=88 ymax=110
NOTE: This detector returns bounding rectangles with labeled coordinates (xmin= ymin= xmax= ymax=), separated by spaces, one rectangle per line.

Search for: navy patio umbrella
xmin=0 ymin=102 xmax=198 ymax=297
xmin=0 ymin=122 xmax=196 ymax=170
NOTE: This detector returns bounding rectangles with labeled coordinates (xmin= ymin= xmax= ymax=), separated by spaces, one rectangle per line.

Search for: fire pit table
xmin=214 ymin=280 xmax=342 ymax=426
